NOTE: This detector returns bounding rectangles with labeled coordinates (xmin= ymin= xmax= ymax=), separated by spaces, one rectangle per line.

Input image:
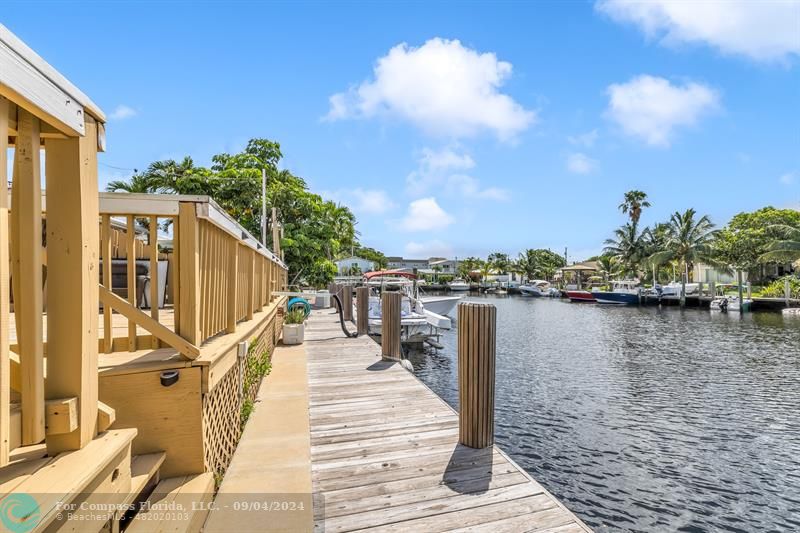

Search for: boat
xmin=592 ymin=280 xmax=641 ymax=305
xmin=448 ymin=279 xmax=470 ymax=291
xmin=659 ymin=282 xmax=699 ymax=298
xmin=363 ymin=271 xmax=452 ymax=344
xmin=519 ymin=280 xmax=552 ymax=297
xmin=565 ymin=290 xmax=596 ymax=302
xmin=418 ymin=294 xmax=461 ymax=316
xmin=710 ymin=296 xmax=752 ymax=313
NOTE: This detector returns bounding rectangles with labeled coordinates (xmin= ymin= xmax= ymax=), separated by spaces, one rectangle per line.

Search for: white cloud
xmin=566 ymin=153 xmax=598 ymax=174
xmin=401 ymin=197 xmax=455 ymax=231
xmin=780 ymin=172 xmax=797 ymax=186
xmin=596 ymin=0 xmax=800 ymax=63
xmin=605 ymin=75 xmax=719 ymax=147
xmin=109 ymin=105 xmax=137 ymax=121
xmin=404 ymin=240 xmax=454 ymax=258
xmin=567 ymin=129 xmax=599 ymax=148
xmin=322 ymin=188 xmax=395 ymax=215
xmin=324 ymin=38 xmax=536 ymax=140
xmin=447 ymin=174 xmax=510 ymax=201
xmin=352 ymin=188 xmax=395 ymax=214
xmin=406 ymin=147 xmax=509 ymax=200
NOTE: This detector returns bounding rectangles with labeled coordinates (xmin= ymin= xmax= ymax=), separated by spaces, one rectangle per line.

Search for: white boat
xmin=519 ymin=280 xmax=552 ymax=297
xmin=362 ymin=272 xmax=452 ymax=343
xmin=418 ymin=295 xmax=461 ymax=316
xmin=448 ymin=279 xmax=470 ymax=291
xmin=710 ymin=296 xmax=752 ymax=312
xmin=660 ymin=282 xmax=699 ymax=297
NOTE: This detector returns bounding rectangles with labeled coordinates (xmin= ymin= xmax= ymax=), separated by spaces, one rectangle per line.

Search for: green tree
xmin=487 ymin=252 xmax=510 ymax=274
xmin=107 ymin=138 xmax=357 ymax=288
xmin=649 ymin=209 xmax=718 ymax=300
xmin=714 ymin=207 xmax=800 ymax=280
xmin=457 ymin=257 xmax=482 ymax=280
xmin=603 ymin=223 xmax=647 ymax=277
xmin=618 ymin=190 xmax=651 ymax=226
xmin=516 ymin=249 xmax=566 ymax=280
xmin=760 ymin=224 xmax=800 ymax=264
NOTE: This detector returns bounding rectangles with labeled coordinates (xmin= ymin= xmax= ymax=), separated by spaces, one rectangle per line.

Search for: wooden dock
xmin=305 ymin=309 xmax=589 ymax=532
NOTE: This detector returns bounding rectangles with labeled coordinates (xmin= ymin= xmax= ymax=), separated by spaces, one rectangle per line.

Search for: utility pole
xmin=271 ymin=207 xmax=282 ymax=260
xmin=261 ymin=168 xmax=267 ymax=245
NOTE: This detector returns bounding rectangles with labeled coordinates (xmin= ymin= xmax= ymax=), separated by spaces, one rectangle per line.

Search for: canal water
xmin=408 ymin=294 xmax=800 ymax=532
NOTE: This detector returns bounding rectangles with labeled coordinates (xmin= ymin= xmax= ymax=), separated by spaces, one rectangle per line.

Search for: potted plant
xmin=282 ymin=308 xmax=306 ymax=345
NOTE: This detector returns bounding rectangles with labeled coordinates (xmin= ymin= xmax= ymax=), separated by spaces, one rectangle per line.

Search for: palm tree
xmin=760 ymin=224 xmax=800 ymax=263
xmin=603 ymin=222 xmax=647 ymax=278
xmin=106 ymin=173 xmax=158 ymax=193
xmin=649 ymin=208 xmax=718 ymax=302
xmin=596 ymin=255 xmax=620 ymax=286
xmin=618 ymin=190 xmax=651 ymax=226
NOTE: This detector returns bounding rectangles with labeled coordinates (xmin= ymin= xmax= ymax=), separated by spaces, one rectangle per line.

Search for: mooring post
xmin=381 ymin=292 xmax=402 ymax=360
xmin=737 ymin=271 xmax=744 ymax=313
xmin=458 ymin=302 xmax=496 ymax=449
xmin=747 ymin=282 xmax=752 ymax=300
xmin=342 ymin=285 xmax=353 ymax=322
xmin=786 ymin=278 xmax=792 ymax=307
xmin=327 ymin=283 xmax=336 ymax=308
xmin=698 ymin=281 xmax=704 ymax=299
xmin=356 ymin=286 xmax=369 ymax=335
xmin=709 ymin=281 xmax=716 ymax=299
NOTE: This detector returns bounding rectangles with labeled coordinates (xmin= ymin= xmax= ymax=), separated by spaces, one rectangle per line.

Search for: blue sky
xmin=5 ymin=1 xmax=799 ymax=260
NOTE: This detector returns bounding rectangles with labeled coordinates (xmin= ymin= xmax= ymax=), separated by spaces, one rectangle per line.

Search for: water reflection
xmin=411 ymin=295 xmax=800 ymax=532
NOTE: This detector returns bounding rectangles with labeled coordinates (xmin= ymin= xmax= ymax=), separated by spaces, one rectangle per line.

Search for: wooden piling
xmin=342 ymin=286 xmax=353 ymax=322
xmin=458 ymin=302 xmax=496 ymax=449
xmin=381 ymin=292 xmax=402 ymax=360
xmin=710 ymin=281 xmax=716 ymax=298
xmin=356 ymin=287 xmax=369 ymax=335
xmin=786 ymin=278 xmax=792 ymax=307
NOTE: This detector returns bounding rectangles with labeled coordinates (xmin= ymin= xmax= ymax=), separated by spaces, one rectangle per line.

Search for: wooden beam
xmin=226 ymin=240 xmax=238 ymax=333
xmin=127 ymin=215 xmax=137 ymax=351
xmin=0 ymin=96 xmax=9 ymax=466
xmin=44 ymin=116 xmax=99 ymax=453
xmin=246 ymin=249 xmax=255 ymax=321
xmin=101 ymin=215 xmax=113 ymax=353
xmin=149 ymin=216 xmax=159 ymax=349
xmin=99 ymin=286 xmax=200 ymax=359
xmin=12 ymin=108 xmax=44 ymax=445
xmin=45 ymin=397 xmax=78 ymax=435
xmin=178 ymin=203 xmax=201 ymax=345
xmin=97 ymin=401 xmax=115 ymax=433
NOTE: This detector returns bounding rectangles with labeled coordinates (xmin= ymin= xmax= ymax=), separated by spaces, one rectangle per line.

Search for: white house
xmin=335 ymin=256 xmax=375 ymax=275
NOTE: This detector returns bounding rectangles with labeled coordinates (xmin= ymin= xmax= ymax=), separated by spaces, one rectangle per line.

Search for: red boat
xmin=565 ymin=290 xmax=595 ymax=302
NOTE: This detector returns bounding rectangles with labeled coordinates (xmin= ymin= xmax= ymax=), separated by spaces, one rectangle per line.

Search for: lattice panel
xmin=201 ymin=307 xmax=283 ymax=478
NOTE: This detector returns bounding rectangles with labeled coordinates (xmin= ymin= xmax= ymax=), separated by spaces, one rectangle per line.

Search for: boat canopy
xmin=364 ymin=270 xmax=417 ymax=280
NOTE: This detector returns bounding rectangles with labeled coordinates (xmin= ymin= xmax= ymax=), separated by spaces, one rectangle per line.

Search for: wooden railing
xmin=97 ymin=193 xmax=287 ymax=356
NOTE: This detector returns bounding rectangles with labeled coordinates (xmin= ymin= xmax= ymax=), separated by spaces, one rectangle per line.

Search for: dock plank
xmin=306 ymin=309 xmax=590 ymax=532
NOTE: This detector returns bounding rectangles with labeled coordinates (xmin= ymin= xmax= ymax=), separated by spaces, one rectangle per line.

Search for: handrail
xmin=99 ymin=286 xmax=200 ymax=359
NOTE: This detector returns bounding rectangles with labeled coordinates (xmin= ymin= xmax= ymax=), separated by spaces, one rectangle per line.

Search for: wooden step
xmin=0 ymin=428 xmax=137 ymax=532
xmin=126 ymin=472 xmax=214 ymax=533
xmin=129 ymin=452 xmax=167 ymax=499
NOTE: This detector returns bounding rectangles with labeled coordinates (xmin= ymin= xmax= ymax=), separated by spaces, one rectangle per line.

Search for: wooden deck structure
xmin=1 ymin=23 xmax=289 ymax=532
xmin=305 ymin=310 xmax=590 ymax=532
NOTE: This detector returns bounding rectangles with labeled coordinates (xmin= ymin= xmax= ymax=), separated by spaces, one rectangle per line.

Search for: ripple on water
xmin=410 ymin=295 xmax=800 ymax=532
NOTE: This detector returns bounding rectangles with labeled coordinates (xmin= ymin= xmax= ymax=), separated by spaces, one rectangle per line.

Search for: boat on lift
xmin=592 ymin=280 xmax=641 ymax=305
xmin=362 ymin=271 xmax=452 ymax=345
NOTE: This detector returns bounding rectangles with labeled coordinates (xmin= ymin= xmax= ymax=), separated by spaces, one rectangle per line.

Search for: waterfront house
xmin=334 ymin=255 xmax=375 ymax=275
xmin=386 ymin=256 xmax=432 ymax=271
